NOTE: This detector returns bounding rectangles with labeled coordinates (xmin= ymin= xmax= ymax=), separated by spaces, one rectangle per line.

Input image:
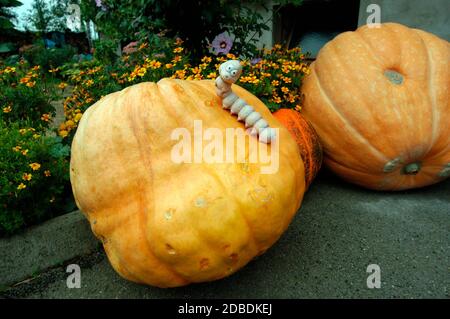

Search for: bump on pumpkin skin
xmin=70 ymin=80 xmax=305 ymax=287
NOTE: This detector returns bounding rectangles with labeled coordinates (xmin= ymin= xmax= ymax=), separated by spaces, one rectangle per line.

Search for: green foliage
xmin=26 ymin=0 xmax=68 ymax=33
xmin=0 ymin=121 xmax=73 ymax=236
xmin=0 ymin=0 xmax=22 ymax=31
xmin=21 ymin=43 xmax=77 ymax=71
xmin=92 ymin=38 xmax=118 ymax=65
xmin=0 ymin=61 xmax=58 ymax=129
xmin=80 ymin=0 xmax=302 ymax=60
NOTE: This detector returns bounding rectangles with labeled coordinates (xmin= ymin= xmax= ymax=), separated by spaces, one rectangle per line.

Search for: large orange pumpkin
xmin=301 ymin=23 xmax=450 ymax=190
xmin=273 ymin=109 xmax=323 ymax=189
xmin=70 ymin=79 xmax=305 ymax=287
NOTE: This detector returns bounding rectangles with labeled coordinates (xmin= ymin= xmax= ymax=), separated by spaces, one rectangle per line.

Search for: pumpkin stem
xmin=384 ymin=70 xmax=404 ymax=85
xmin=402 ymin=162 xmax=421 ymax=175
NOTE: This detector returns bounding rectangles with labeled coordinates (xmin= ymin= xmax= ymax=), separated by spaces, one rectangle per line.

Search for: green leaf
xmin=49 ymin=143 xmax=70 ymax=158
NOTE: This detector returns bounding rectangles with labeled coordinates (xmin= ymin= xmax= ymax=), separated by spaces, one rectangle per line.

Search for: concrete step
xmin=0 ymin=210 xmax=100 ymax=289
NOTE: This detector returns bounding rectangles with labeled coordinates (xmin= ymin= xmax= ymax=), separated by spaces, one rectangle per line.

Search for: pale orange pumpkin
xmin=70 ymin=79 xmax=305 ymax=287
xmin=301 ymin=23 xmax=450 ymax=190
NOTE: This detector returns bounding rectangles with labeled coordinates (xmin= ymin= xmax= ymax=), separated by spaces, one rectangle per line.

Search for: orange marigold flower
xmin=149 ymin=60 xmax=161 ymax=69
xmin=139 ymin=42 xmax=148 ymax=50
xmin=173 ymin=69 xmax=186 ymax=79
xmin=201 ymin=56 xmax=212 ymax=63
xmin=58 ymin=82 xmax=68 ymax=90
xmin=2 ymin=105 xmax=12 ymax=113
xmin=29 ymin=163 xmax=41 ymax=171
xmin=17 ymin=183 xmax=26 ymax=190
xmin=207 ymin=72 xmax=217 ymax=79
xmin=26 ymin=81 xmax=36 ymax=88
xmin=22 ymin=173 xmax=32 ymax=181
xmin=137 ymin=67 xmax=147 ymax=77
xmin=172 ymin=56 xmax=182 ymax=63
xmin=74 ymin=113 xmax=83 ymax=123
xmin=281 ymin=87 xmax=289 ymax=94
xmin=191 ymin=66 xmax=201 ymax=74
xmin=41 ymin=114 xmax=51 ymax=122
xmin=21 ymin=149 xmax=29 ymax=156
xmin=271 ymin=80 xmax=279 ymax=87
xmin=173 ymin=47 xmax=183 ymax=53
xmin=4 ymin=66 xmax=16 ymax=73
xmin=272 ymin=96 xmax=282 ymax=104
xmin=44 ymin=170 xmax=51 ymax=177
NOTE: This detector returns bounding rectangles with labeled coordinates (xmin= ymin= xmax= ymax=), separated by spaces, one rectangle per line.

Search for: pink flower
xmin=211 ymin=32 xmax=233 ymax=55
xmin=123 ymin=41 xmax=138 ymax=55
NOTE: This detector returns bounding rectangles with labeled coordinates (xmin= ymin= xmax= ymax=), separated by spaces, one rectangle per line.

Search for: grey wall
xmin=358 ymin=0 xmax=450 ymax=41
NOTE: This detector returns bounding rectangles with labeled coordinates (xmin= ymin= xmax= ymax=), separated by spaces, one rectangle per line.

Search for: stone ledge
xmin=0 ymin=210 xmax=100 ymax=288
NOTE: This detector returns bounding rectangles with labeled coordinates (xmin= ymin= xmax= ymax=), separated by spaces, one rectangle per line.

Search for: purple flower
xmin=95 ymin=0 xmax=108 ymax=11
xmin=211 ymin=32 xmax=233 ymax=55
xmin=250 ymin=57 xmax=262 ymax=65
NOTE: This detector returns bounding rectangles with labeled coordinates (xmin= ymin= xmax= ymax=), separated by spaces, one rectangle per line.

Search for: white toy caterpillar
xmin=215 ymin=60 xmax=276 ymax=144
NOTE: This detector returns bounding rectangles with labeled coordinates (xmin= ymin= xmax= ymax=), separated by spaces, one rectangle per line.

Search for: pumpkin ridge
xmin=313 ymin=66 xmax=389 ymax=163
xmin=155 ymin=80 xmax=187 ymax=131
xmin=289 ymin=120 xmax=314 ymax=183
xmin=294 ymin=119 xmax=314 ymax=176
xmin=325 ymin=152 xmax=368 ymax=174
xmin=201 ymin=161 xmax=260 ymax=257
xmin=328 ymin=37 xmax=404 ymax=160
xmin=415 ymin=31 xmax=439 ymax=156
xmin=129 ymin=85 xmax=191 ymax=285
xmin=354 ymin=30 xmax=385 ymax=67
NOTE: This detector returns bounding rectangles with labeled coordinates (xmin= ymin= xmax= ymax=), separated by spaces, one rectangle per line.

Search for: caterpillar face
xmin=219 ymin=60 xmax=242 ymax=84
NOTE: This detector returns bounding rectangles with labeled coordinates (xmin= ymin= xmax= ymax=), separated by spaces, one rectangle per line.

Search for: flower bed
xmin=59 ymin=38 xmax=310 ymax=142
xmin=0 ymin=61 xmax=75 ymax=236
xmin=0 ymin=121 xmax=74 ymax=235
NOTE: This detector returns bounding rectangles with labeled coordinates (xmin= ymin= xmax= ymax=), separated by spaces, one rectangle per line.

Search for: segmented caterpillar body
xmin=215 ymin=60 xmax=276 ymax=144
